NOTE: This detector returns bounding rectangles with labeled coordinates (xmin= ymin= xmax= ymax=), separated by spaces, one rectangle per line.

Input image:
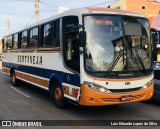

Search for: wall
xmin=126 ymin=0 xmax=160 ymax=17
xmin=110 ymin=0 xmax=160 ymax=17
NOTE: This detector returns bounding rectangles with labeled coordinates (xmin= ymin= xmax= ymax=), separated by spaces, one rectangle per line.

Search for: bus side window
xmin=7 ymin=35 xmax=12 ymax=50
xmin=30 ymin=27 xmax=38 ymax=48
xmin=43 ymin=21 xmax=55 ymax=47
xmin=13 ymin=33 xmax=18 ymax=49
xmin=41 ymin=19 xmax=60 ymax=48
xmin=62 ymin=16 xmax=80 ymax=73
xmin=55 ymin=19 xmax=60 ymax=47
xmin=3 ymin=37 xmax=7 ymax=50
xmin=21 ymin=31 xmax=28 ymax=48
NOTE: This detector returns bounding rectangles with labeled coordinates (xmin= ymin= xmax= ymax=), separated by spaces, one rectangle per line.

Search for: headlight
xmin=83 ymin=81 xmax=111 ymax=93
xmin=143 ymin=80 xmax=153 ymax=89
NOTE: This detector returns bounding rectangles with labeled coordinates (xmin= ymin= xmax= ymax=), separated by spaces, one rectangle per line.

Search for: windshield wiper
xmin=107 ymin=50 xmax=124 ymax=71
xmin=132 ymin=48 xmax=146 ymax=73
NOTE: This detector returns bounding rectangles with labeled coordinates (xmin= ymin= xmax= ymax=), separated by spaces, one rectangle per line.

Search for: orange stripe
xmin=63 ymin=85 xmax=69 ymax=95
xmin=6 ymin=68 xmax=10 ymax=75
xmin=72 ymin=88 xmax=79 ymax=98
xmin=87 ymin=8 xmax=141 ymax=15
xmin=2 ymin=67 xmax=6 ymax=73
xmin=63 ymin=85 xmax=79 ymax=98
xmin=85 ymin=72 xmax=153 ymax=82
xmin=16 ymin=71 xmax=48 ymax=88
xmin=2 ymin=47 xmax=61 ymax=53
xmin=2 ymin=67 xmax=10 ymax=75
xmin=3 ymin=51 xmax=61 ymax=54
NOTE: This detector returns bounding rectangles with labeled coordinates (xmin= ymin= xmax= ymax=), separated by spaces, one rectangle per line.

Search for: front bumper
xmin=79 ymin=84 xmax=153 ymax=106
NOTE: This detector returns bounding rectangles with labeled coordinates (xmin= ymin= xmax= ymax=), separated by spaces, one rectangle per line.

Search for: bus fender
xmin=49 ymin=73 xmax=68 ymax=108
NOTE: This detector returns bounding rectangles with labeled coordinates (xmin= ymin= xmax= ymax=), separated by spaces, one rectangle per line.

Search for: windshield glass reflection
xmin=84 ymin=15 xmax=152 ymax=73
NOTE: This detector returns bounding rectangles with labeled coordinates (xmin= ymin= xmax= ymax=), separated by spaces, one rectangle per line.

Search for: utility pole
xmin=35 ymin=0 xmax=40 ymax=23
xmin=7 ymin=14 xmax=10 ymax=34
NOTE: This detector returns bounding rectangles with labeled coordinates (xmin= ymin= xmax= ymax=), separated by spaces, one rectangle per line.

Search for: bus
xmin=2 ymin=8 xmax=154 ymax=108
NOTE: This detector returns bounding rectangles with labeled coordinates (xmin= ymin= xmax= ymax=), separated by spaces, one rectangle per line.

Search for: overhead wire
xmin=40 ymin=10 xmax=58 ymax=12
xmin=39 ymin=1 xmax=58 ymax=9
xmin=25 ymin=13 xmax=36 ymax=26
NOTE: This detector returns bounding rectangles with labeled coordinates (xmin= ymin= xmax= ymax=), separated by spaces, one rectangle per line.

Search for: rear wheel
xmin=11 ymin=71 xmax=19 ymax=86
xmin=51 ymin=82 xmax=67 ymax=108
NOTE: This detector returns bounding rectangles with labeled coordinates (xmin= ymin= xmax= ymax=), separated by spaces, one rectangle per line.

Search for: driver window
xmin=62 ymin=16 xmax=80 ymax=73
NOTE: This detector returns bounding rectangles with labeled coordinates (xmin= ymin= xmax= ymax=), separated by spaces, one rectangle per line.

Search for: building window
xmin=115 ymin=6 xmax=121 ymax=9
xmin=13 ymin=33 xmax=18 ymax=49
xmin=30 ymin=27 xmax=38 ymax=48
xmin=21 ymin=31 xmax=28 ymax=48
xmin=142 ymin=6 xmax=145 ymax=9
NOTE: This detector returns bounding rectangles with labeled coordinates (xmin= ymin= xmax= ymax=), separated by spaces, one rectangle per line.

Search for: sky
xmin=0 ymin=0 xmax=116 ymax=38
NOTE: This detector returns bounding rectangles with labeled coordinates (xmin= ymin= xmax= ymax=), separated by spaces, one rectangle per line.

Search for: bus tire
xmin=51 ymin=82 xmax=67 ymax=109
xmin=11 ymin=71 xmax=19 ymax=86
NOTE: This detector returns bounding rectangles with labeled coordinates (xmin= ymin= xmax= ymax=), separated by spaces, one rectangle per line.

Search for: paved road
xmin=0 ymin=69 xmax=160 ymax=129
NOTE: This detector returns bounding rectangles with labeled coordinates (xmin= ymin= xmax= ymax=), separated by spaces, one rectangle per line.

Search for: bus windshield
xmin=84 ymin=15 xmax=152 ymax=74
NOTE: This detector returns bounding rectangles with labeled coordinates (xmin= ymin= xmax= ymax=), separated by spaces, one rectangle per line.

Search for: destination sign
xmin=95 ymin=20 xmax=113 ymax=25
xmin=89 ymin=19 xmax=113 ymax=25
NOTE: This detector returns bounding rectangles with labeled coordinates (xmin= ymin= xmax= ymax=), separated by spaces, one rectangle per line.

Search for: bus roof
xmin=60 ymin=7 xmax=146 ymax=19
xmin=86 ymin=7 xmax=145 ymax=17
xmin=3 ymin=7 xmax=146 ymax=37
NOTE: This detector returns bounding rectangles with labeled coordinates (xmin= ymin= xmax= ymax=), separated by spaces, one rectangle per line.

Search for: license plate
xmin=120 ymin=95 xmax=133 ymax=101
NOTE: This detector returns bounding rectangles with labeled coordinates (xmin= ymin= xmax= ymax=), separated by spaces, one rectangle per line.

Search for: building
xmin=0 ymin=39 xmax=2 ymax=54
xmin=149 ymin=15 xmax=160 ymax=30
xmin=110 ymin=0 xmax=160 ymax=17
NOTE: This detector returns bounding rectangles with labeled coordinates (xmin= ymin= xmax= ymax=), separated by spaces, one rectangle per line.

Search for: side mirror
xmin=151 ymin=28 xmax=159 ymax=44
xmin=152 ymin=33 xmax=157 ymax=61
xmin=152 ymin=32 xmax=159 ymax=44
xmin=157 ymin=32 xmax=159 ymax=44
xmin=79 ymin=31 xmax=86 ymax=47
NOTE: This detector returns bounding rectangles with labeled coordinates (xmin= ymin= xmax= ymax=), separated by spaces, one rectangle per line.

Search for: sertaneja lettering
xmin=17 ymin=55 xmax=42 ymax=65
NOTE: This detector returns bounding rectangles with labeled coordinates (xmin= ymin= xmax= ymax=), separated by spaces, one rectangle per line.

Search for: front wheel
xmin=51 ymin=82 xmax=67 ymax=109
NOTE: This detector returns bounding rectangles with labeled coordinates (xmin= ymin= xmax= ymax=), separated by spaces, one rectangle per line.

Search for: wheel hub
xmin=55 ymin=87 xmax=62 ymax=103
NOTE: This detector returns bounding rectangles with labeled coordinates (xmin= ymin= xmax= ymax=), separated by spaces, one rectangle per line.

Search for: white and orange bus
xmin=2 ymin=8 xmax=154 ymax=108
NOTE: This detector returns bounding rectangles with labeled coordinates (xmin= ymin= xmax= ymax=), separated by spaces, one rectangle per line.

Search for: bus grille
xmin=108 ymin=87 xmax=142 ymax=93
